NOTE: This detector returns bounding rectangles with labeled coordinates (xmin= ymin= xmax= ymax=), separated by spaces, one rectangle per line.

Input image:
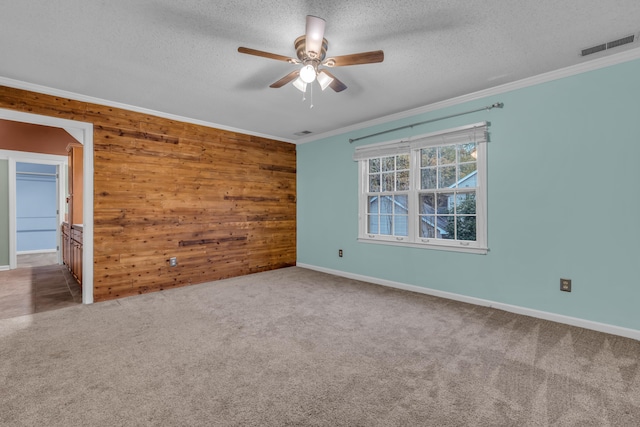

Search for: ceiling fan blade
xmin=238 ymin=47 xmax=299 ymax=64
xmin=305 ymin=15 xmax=326 ymax=59
xmin=269 ymin=70 xmax=300 ymax=88
xmin=319 ymin=69 xmax=347 ymax=92
xmin=323 ymin=50 xmax=384 ymax=67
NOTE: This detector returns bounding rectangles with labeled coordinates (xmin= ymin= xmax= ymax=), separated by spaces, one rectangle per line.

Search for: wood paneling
xmin=0 ymin=85 xmax=296 ymax=301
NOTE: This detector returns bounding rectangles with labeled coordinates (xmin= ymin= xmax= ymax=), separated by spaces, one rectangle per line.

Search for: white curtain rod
xmin=348 ymin=102 xmax=503 ymax=144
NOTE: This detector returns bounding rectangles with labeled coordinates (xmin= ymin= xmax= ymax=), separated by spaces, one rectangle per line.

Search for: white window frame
xmin=356 ymin=122 xmax=488 ymax=254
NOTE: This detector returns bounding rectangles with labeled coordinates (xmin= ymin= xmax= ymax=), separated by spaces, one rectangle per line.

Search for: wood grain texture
xmin=0 ymin=85 xmax=296 ymax=301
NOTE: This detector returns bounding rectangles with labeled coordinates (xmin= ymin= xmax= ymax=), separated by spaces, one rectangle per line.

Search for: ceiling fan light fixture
xmin=317 ymin=70 xmax=334 ymax=91
xmin=299 ymin=64 xmax=317 ymax=83
xmin=292 ymin=77 xmax=307 ymax=92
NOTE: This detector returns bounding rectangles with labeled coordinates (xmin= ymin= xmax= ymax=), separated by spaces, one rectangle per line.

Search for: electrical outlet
xmin=169 ymin=257 xmax=178 ymax=267
xmin=560 ymin=278 xmax=571 ymax=292
xmin=338 ymin=249 xmax=343 ymax=257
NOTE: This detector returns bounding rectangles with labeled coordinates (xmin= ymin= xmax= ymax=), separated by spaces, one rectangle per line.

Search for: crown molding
xmin=0 ymin=76 xmax=295 ymax=144
xmin=297 ymin=46 xmax=640 ymax=144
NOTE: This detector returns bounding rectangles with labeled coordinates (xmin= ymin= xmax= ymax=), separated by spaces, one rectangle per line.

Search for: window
xmin=355 ymin=122 xmax=488 ymax=254
xmin=366 ymin=154 xmax=409 ymax=237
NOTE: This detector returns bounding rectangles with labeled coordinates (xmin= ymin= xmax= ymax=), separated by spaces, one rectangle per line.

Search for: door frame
xmin=11 ymin=155 xmax=67 ymax=263
xmin=0 ymin=108 xmax=94 ymax=304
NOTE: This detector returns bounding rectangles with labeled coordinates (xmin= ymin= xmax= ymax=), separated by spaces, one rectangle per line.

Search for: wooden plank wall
xmin=0 ymin=85 xmax=296 ymax=301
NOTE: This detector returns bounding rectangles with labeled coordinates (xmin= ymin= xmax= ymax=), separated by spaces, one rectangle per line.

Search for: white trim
xmin=0 ymin=265 xmax=9 ymax=271
xmin=8 ymin=159 xmax=16 ymax=269
xmin=0 ymin=109 xmax=94 ymax=304
xmin=7 ymin=154 xmax=68 ymax=268
xmin=7 ymin=152 xmax=67 ymax=268
xmin=0 ymin=150 xmax=68 ymax=162
xmin=17 ymin=249 xmax=57 ymax=255
xmin=0 ymin=76 xmax=295 ymax=145
xmin=296 ymin=263 xmax=640 ymax=342
xmin=297 ymin=46 xmax=640 ymax=144
xmin=357 ymin=238 xmax=488 ymax=255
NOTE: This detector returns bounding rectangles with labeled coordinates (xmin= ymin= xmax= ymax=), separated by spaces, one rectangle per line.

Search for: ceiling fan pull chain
xmin=310 ymin=81 xmax=314 ymax=109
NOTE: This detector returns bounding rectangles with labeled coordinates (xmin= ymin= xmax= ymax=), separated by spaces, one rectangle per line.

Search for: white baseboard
xmin=0 ymin=265 xmax=9 ymax=271
xmin=17 ymin=249 xmax=57 ymax=255
xmin=296 ymin=263 xmax=640 ymax=341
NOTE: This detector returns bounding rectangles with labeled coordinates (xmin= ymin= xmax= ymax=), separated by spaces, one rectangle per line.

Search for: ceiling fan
xmin=238 ymin=15 xmax=384 ymax=93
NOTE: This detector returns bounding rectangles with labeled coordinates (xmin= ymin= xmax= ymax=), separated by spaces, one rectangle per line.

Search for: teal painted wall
xmin=0 ymin=159 xmax=9 ymax=266
xmin=297 ymin=58 xmax=640 ymax=331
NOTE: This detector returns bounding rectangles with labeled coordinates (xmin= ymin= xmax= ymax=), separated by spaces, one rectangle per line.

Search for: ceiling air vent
xmin=581 ymin=44 xmax=606 ymax=56
xmin=607 ymin=34 xmax=635 ymax=49
xmin=294 ymin=130 xmax=313 ymax=136
xmin=581 ymin=34 xmax=635 ymax=56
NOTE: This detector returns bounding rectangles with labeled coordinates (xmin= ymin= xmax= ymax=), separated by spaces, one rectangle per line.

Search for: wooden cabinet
xmin=62 ymin=222 xmax=83 ymax=286
xmin=71 ymin=225 xmax=83 ymax=284
xmin=61 ymin=222 xmax=70 ymax=267
xmin=64 ymin=143 xmax=83 ymax=287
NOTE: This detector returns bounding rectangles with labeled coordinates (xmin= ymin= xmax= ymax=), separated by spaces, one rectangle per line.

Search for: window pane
xmin=456 ymin=216 xmax=476 ymax=241
xmin=438 ymin=166 xmax=456 ymax=188
xmin=439 ymin=146 xmax=456 ymax=165
xmin=380 ymin=195 xmax=394 ymax=214
xmin=367 ymin=215 xmax=379 ymax=234
xmin=421 ymin=148 xmax=437 ymax=167
xmin=394 ymin=215 xmax=408 ymax=236
xmin=367 ymin=196 xmax=378 ymax=214
xmin=382 ymin=156 xmax=395 ymax=172
xmin=382 ymin=173 xmax=394 ymax=191
xmin=459 ymin=163 xmax=477 ymax=186
xmin=397 ymin=154 xmax=409 ymax=170
xmin=394 ymin=195 xmax=408 ymax=214
xmin=458 ymin=143 xmax=477 ymax=163
xmin=421 ymin=168 xmax=437 ymax=189
xmin=419 ymin=218 xmax=435 ymax=238
xmin=439 ymin=216 xmax=455 ymax=239
xmin=396 ymin=170 xmax=409 ymax=191
xmin=437 ymin=192 xmax=454 ymax=214
xmin=456 ymin=192 xmax=476 ymax=215
xmin=369 ymin=174 xmax=380 ymax=192
xmin=380 ymin=215 xmax=393 ymax=235
xmin=369 ymin=158 xmax=380 ymax=173
xmin=419 ymin=193 xmax=435 ymax=215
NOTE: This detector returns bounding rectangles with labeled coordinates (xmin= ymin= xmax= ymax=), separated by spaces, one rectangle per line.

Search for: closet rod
xmin=16 ymin=171 xmax=57 ymax=177
xmin=348 ymin=102 xmax=503 ymax=144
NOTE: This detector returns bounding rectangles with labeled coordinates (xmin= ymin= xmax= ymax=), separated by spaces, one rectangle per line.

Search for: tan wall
xmin=0 ymin=86 xmax=296 ymax=301
xmin=0 ymin=119 xmax=76 ymax=155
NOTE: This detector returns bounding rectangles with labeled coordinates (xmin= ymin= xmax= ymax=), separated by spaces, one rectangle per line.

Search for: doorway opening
xmin=0 ymin=108 xmax=94 ymax=304
xmin=16 ymin=161 xmax=63 ymax=258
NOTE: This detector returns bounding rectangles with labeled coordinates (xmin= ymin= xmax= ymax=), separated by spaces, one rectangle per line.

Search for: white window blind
xmin=352 ymin=140 xmax=411 ymax=161
xmin=409 ymin=122 xmax=487 ymax=149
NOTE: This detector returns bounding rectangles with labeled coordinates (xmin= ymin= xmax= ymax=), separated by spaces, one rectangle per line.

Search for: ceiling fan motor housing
xmin=294 ymin=36 xmax=328 ymax=62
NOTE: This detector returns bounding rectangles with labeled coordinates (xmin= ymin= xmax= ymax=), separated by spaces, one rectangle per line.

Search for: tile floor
xmin=0 ymin=253 xmax=81 ymax=320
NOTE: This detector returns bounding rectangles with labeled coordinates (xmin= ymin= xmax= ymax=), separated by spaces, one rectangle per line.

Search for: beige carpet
xmin=1 ymin=267 xmax=639 ymax=426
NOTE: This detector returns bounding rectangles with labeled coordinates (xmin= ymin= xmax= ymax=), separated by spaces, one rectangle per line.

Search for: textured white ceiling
xmin=1 ymin=0 xmax=640 ymax=142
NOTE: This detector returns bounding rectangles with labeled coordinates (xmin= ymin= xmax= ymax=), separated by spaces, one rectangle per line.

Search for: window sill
xmin=357 ymin=237 xmax=488 ymax=255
